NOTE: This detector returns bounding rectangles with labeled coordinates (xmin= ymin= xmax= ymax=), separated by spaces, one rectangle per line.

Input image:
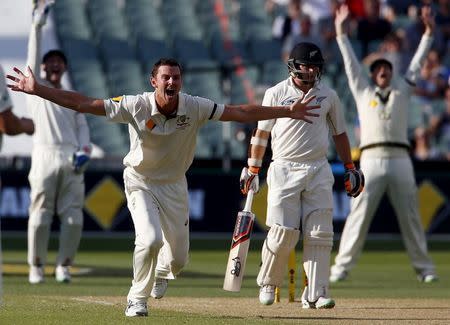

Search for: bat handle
xmin=244 ymin=189 xmax=254 ymax=212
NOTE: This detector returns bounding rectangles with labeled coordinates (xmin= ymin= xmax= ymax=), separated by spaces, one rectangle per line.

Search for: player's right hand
xmin=32 ymin=0 xmax=54 ymax=27
xmin=240 ymin=167 xmax=259 ymax=195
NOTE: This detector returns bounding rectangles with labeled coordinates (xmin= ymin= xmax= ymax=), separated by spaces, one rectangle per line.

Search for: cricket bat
xmin=223 ymin=190 xmax=255 ymax=292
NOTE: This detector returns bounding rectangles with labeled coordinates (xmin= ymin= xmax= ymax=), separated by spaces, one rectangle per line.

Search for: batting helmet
xmin=287 ymin=42 xmax=324 ymax=84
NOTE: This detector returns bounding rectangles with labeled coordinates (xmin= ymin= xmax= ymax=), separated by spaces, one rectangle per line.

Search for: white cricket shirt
xmin=104 ymin=92 xmax=224 ymax=182
xmin=26 ymin=23 xmax=90 ymax=151
xmin=258 ymin=77 xmax=346 ymax=162
xmin=336 ymin=34 xmax=433 ymax=158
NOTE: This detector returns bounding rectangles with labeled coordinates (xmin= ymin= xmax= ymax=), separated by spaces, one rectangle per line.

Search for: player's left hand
xmin=72 ymin=147 xmax=91 ymax=174
xmin=344 ymin=163 xmax=364 ymax=198
xmin=240 ymin=167 xmax=259 ymax=195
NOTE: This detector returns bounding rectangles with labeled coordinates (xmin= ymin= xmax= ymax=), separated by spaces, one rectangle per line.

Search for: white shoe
xmin=302 ymin=296 xmax=335 ymax=309
xmin=150 ymin=278 xmax=168 ymax=299
xmin=259 ymin=285 xmax=275 ymax=305
xmin=125 ymin=300 xmax=148 ymax=317
xmin=329 ymin=271 xmax=348 ymax=283
xmin=418 ymin=273 xmax=439 ymax=283
xmin=29 ymin=266 xmax=44 ymax=284
xmin=55 ymin=265 xmax=71 ymax=283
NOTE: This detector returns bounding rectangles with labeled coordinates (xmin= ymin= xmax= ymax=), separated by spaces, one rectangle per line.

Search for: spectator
xmin=357 ymin=0 xmax=392 ymax=58
xmin=282 ymin=14 xmax=321 ymax=61
xmin=411 ymin=126 xmax=444 ymax=160
xmin=271 ymin=0 xmax=302 ymax=43
xmin=428 ymin=86 xmax=450 ymax=159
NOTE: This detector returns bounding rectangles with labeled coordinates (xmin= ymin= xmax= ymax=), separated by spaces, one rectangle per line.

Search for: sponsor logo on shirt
xmin=111 ymin=96 xmax=123 ymax=103
xmin=316 ymin=96 xmax=326 ymax=104
xmin=281 ymin=97 xmax=298 ymax=106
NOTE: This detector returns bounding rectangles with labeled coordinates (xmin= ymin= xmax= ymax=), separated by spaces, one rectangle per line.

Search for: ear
xmin=150 ymin=76 xmax=157 ymax=88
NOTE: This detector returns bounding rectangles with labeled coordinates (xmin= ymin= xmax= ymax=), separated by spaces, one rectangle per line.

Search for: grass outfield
xmin=1 ymin=236 xmax=449 ymax=324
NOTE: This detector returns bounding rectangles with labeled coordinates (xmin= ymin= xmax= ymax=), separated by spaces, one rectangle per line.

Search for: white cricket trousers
xmin=332 ymin=156 xmax=435 ymax=275
xmin=28 ymin=146 xmax=84 ymax=267
xmin=124 ymin=168 xmax=189 ymax=302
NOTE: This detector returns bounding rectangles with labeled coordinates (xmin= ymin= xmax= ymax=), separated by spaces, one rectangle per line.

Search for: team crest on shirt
xmin=369 ymin=99 xmax=378 ymax=108
xmin=281 ymin=97 xmax=298 ymax=106
xmin=315 ymin=96 xmax=326 ymax=104
xmin=176 ymin=115 xmax=190 ymax=129
xmin=111 ymin=96 xmax=122 ymax=103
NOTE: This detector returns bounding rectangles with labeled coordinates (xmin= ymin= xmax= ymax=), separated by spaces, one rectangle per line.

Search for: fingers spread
xmin=306 ymin=104 xmax=320 ymax=110
xmin=13 ymin=67 xmax=24 ymax=76
xmin=303 ymin=95 xmax=316 ymax=104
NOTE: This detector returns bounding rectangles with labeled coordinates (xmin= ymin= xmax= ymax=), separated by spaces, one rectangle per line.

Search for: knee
xmin=60 ymin=210 xmax=84 ymax=227
xmin=303 ymin=209 xmax=333 ymax=247
xmin=28 ymin=211 xmax=53 ymax=227
xmin=266 ymin=224 xmax=300 ymax=254
xmin=135 ymin=233 xmax=164 ymax=252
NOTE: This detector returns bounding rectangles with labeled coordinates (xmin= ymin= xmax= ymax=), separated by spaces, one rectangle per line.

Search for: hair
xmin=151 ymin=58 xmax=183 ymax=78
xmin=42 ymin=49 xmax=67 ymax=65
xmin=369 ymin=58 xmax=392 ymax=73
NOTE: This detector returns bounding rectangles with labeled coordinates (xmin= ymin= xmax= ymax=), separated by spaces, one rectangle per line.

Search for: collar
xmin=149 ymin=92 xmax=187 ymax=117
xmin=375 ymin=86 xmax=392 ymax=97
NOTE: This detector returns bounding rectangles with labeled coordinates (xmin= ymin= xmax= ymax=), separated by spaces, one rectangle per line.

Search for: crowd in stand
xmin=265 ymin=0 xmax=450 ymax=161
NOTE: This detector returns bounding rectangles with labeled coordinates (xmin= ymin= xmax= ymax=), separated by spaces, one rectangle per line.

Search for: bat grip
xmin=244 ymin=190 xmax=254 ymax=212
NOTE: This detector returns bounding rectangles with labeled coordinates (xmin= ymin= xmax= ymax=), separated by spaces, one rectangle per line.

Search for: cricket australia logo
xmin=230 ymin=257 xmax=241 ymax=276
xmin=176 ymin=115 xmax=190 ymax=129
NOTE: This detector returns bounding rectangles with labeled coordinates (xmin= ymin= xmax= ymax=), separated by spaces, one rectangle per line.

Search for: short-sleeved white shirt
xmin=259 ymin=77 xmax=346 ymax=162
xmin=104 ymin=92 xmax=224 ymax=183
xmin=0 ymin=66 xmax=13 ymax=151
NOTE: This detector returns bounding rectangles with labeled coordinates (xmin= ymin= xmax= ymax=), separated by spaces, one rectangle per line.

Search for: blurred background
xmin=0 ymin=0 xmax=449 ymax=237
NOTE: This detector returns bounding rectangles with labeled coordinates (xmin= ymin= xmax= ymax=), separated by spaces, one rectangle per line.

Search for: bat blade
xmin=223 ymin=192 xmax=255 ymax=292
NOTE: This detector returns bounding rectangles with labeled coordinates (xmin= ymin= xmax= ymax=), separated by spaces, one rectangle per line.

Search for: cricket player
xmin=329 ymin=5 xmax=438 ymax=283
xmin=26 ymin=2 xmax=92 ymax=284
xmin=240 ymin=42 xmax=364 ymax=309
xmin=7 ymin=54 xmax=321 ymax=316
xmin=0 ymin=65 xmax=35 ymax=304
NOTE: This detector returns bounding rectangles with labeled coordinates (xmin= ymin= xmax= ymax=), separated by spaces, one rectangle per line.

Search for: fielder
xmin=0 ymin=65 xmax=35 ymax=304
xmin=329 ymin=4 xmax=438 ymax=283
xmin=26 ymin=2 xmax=92 ymax=284
xmin=240 ymin=42 xmax=364 ymax=309
xmin=7 ymin=55 xmax=321 ymax=316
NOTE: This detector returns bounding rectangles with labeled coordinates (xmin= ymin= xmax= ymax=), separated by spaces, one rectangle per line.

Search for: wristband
xmin=248 ymin=158 xmax=262 ymax=167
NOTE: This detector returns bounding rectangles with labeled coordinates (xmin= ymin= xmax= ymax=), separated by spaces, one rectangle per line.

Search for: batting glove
xmin=32 ymin=0 xmax=54 ymax=27
xmin=240 ymin=166 xmax=260 ymax=195
xmin=72 ymin=146 xmax=91 ymax=174
xmin=344 ymin=163 xmax=365 ymax=198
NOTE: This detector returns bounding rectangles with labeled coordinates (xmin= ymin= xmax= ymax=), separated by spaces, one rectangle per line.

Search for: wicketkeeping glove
xmin=240 ymin=167 xmax=259 ymax=195
xmin=72 ymin=148 xmax=91 ymax=174
xmin=32 ymin=0 xmax=54 ymax=27
xmin=344 ymin=163 xmax=365 ymax=198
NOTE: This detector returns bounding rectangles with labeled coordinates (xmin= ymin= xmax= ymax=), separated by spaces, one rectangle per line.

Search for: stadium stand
xmin=47 ymin=0 xmax=449 ymax=162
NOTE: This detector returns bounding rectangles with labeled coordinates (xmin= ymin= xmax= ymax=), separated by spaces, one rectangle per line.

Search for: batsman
xmin=240 ymin=42 xmax=364 ymax=309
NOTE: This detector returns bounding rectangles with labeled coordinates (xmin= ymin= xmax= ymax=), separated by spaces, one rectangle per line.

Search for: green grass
xmin=1 ymin=237 xmax=449 ymax=324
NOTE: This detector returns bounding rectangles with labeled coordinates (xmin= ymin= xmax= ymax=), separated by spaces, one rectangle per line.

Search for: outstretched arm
xmin=220 ymin=95 xmax=320 ymax=123
xmin=405 ymin=6 xmax=435 ymax=85
xmin=7 ymin=66 xmax=106 ymax=116
xmin=335 ymin=4 xmax=368 ymax=95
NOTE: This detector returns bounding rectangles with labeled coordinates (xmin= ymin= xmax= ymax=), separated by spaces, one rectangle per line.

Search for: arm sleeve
xmin=0 ymin=66 xmax=13 ymax=112
xmin=75 ymin=113 xmax=91 ymax=150
xmin=257 ymin=88 xmax=276 ymax=132
xmin=104 ymin=95 xmax=135 ymax=124
xmin=195 ymin=96 xmax=225 ymax=122
xmin=404 ymin=34 xmax=433 ymax=86
xmin=336 ymin=34 xmax=369 ymax=97
xmin=26 ymin=22 xmax=42 ymax=78
xmin=327 ymin=92 xmax=347 ymax=136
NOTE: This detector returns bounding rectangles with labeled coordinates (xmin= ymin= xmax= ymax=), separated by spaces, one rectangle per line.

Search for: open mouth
xmin=166 ymin=89 xmax=176 ymax=97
